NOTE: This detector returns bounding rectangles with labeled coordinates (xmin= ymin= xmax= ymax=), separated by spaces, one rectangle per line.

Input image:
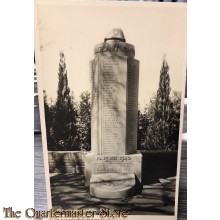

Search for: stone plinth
xmin=90 ymin=173 xmax=136 ymax=199
xmin=85 ymin=153 xmax=142 ymax=186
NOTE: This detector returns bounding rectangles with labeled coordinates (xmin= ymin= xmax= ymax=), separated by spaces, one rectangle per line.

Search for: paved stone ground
xmin=50 ymin=174 xmax=176 ymax=215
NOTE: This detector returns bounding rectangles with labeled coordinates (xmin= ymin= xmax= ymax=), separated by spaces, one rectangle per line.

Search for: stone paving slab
xmin=50 ymin=174 xmax=176 ymax=215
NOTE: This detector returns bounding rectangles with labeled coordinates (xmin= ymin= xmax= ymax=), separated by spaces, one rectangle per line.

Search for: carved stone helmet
xmin=104 ymin=28 xmax=126 ymax=42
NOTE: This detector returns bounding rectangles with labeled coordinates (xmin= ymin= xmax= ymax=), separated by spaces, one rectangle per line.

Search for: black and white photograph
xmin=35 ymin=1 xmax=186 ymax=219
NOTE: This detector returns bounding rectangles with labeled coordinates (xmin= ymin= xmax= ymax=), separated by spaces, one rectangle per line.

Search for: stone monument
xmin=85 ymin=28 xmax=142 ymax=199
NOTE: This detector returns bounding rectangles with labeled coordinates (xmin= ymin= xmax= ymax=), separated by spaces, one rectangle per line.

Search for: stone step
xmin=90 ymin=173 xmax=136 ymax=199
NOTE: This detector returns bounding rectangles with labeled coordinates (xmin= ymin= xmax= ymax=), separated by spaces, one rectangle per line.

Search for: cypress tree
xmin=53 ymin=52 xmax=78 ymax=150
xmin=154 ymin=57 xmax=172 ymax=150
xmin=140 ymin=57 xmax=182 ymax=151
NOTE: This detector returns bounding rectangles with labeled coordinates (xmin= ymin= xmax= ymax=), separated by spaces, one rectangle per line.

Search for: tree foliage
xmin=137 ymin=109 xmax=148 ymax=150
xmin=52 ymin=52 xmax=79 ymax=151
xmin=43 ymin=90 xmax=55 ymax=150
xmin=139 ymin=58 xmax=181 ymax=151
xmin=44 ymin=52 xmax=79 ymax=151
xmin=77 ymin=91 xmax=91 ymax=151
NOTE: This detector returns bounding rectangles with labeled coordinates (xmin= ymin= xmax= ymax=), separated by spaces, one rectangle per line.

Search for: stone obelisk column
xmin=85 ymin=29 xmax=142 ymax=199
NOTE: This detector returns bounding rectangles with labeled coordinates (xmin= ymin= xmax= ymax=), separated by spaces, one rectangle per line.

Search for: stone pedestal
xmin=86 ymin=29 xmax=142 ymax=199
xmin=85 ymin=153 xmax=142 ymax=186
xmin=90 ymin=173 xmax=136 ymax=199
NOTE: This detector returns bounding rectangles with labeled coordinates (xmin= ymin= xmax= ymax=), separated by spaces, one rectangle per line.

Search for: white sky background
xmin=36 ymin=2 xmax=186 ymax=111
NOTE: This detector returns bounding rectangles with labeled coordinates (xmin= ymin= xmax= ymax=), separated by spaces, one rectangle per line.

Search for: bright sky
xmin=36 ymin=1 xmax=186 ymax=111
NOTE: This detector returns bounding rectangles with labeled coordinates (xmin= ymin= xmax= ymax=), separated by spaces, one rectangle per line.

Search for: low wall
xmin=141 ymin=151 xmax=178 ymax=184
xmin=48 ymin=151 xmax=178 ymax=184
xmin=48 ymin=151 xmax=87 ymax=174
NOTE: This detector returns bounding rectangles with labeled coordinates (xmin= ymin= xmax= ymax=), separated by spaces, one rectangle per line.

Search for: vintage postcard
xmin=35 ymin=1 xmax=186 ymax=219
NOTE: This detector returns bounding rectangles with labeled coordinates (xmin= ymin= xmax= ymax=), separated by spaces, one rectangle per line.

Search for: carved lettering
xmin=94 ymin=163 xmax=132 ymax=173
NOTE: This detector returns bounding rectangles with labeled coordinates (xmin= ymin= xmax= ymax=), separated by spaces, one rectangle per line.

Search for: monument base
xmin=85 ymin=152 xmax=142 ymax=185
xmin=90 ymin=173 xmax=136 ymax=199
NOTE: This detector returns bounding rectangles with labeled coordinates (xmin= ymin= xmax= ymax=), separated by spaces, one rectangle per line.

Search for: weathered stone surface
xmin=90 ymin=34 xmax=139 ymax=155
xmin=90 ymin=173 xmax=135 ymax=199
